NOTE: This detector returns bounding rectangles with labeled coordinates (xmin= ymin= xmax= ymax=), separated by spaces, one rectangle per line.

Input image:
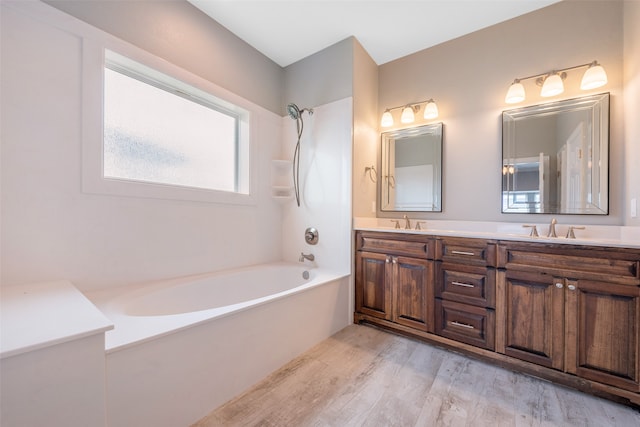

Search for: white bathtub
xmin=86 ymin=262 xmax=351 ymax=427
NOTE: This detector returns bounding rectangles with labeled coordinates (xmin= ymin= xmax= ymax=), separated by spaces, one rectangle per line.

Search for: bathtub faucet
xmin=299 ymin=252 xmax=315 ymax=263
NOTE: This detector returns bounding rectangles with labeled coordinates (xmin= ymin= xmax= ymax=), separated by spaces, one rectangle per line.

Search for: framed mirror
xmin=379 ymin=123 xmax=443 ymax=212
xmin=502 ymin=93 xmax=609 ymax=214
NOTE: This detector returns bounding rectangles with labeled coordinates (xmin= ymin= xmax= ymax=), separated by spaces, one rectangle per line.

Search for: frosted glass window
xmin=104 ymin=67 xmax=239 ymax=193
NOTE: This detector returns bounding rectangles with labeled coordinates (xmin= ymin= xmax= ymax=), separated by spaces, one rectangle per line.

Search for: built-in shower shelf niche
xmin=271 ymin=160 xmax=294 ymax=201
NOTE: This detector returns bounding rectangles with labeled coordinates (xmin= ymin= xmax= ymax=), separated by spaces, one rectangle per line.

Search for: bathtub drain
xmin=302 ymin=270 xmax=310 ymax=280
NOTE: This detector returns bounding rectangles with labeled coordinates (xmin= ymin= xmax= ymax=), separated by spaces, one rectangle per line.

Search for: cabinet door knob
xmin=555 ymin=282 xmax=564 ymax=289
xmin=385 ymin=257 xmax=390 ymax=263
xmin=567 ymin=284 xmax=577 ymax=291
xmin=392 ymin=257 xmax=397 ymax=264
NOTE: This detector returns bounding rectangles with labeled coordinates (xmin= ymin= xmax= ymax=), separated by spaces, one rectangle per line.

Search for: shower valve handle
xmin=305 ymin=227 xmax=319 ymax=245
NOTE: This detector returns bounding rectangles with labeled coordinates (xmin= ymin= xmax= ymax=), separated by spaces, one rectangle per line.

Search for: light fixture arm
xmin=511 ymin=61 xmax=596 ymax=85
xmin=383 ymin=99 xmax=433 ymax=114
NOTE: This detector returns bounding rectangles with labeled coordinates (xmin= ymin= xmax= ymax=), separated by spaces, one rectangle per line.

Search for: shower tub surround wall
xmin=281 ymin=97 xmax=353 ymax=275
xmin=88 ymin=263 xmax=350 ymax=427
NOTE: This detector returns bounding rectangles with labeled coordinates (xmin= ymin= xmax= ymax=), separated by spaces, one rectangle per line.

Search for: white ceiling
xmin=188 ymin=0 xmax=560 ymax=67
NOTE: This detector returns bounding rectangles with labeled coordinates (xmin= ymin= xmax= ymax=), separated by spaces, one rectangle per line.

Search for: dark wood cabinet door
xmin=565 ymin=279 xmax=640 ymax=392
xmin=392 ymin=256 xmax=434 ymax=332
xmin=355 ymin=251 xmax=391 ymax=320
xmin=503 ymin=270 xmax=565 ymax=370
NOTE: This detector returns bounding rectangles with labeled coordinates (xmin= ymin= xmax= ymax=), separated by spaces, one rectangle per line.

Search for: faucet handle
xmin=523 ymin=224 xmax=539 ymax=237
xmin=390 ymin=219 xmax=400 ymax=229
xmin=415 ymin=221 xmax=426 ymax=231
xmin=546 ymin=218 xmax=558 ymax=238
xmin=566 ymin=226 xmax=585 ymax=239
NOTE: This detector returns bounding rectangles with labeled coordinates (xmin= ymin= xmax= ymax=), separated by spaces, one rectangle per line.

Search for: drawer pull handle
xmin=451 ymin=321 xmax=475 ymax=329
xmin=451 ymin=250 xmax=475 ymax=256
xmin=452 ymin=281 xmax=475 ymax=288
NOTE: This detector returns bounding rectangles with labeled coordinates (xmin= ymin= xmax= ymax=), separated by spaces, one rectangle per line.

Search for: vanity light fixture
xmin=505 ymin=60 xmax=607 ymax=104
xmin=380 ymin=110 xmax=394 ymax=127
xmin=423 ymin=100 xmax=439 ymax=119
xmin=400 ymin=105 xmax=416 ymax=123
xmin=380 ymin=98 xmax=439 ymax=127
xmin=580 ymin=61 xmax=608 ymax=90
xmin=540 ymin=72 xmax=565 ymax=97
xmin=505 ymin=80 xmax=525 ymax=104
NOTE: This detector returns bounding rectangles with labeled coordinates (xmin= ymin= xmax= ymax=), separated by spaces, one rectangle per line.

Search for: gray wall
xmin=377 ymin=0 xmax=624 ymax=224
xmin=283 ymin=37 xmax=354 ymax=113
xmin=44 ymin=0 xmax=284 ymax=114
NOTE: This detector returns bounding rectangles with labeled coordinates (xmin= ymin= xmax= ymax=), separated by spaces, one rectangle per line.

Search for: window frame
xmin=82 ymin=38 xmax=256 ymax=205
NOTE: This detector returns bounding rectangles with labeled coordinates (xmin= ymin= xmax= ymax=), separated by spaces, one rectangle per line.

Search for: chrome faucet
xmin=299 ymin=252 xmax=315 ymax=262
xmin=403 ymin=215 xmax=411 ymax=230
xmin=547 ymin=218 xmax=558 ymax=238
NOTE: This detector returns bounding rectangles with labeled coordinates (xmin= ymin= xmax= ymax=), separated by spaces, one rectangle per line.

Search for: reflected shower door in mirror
xmin=380 ymin=123 xmax=443 ymax=212
xmin=502 ymin=93 xmax=609 ymax=214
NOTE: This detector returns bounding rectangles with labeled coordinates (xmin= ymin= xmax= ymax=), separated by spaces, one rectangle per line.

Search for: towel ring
xmin=364 ymin=165 xmax=377 ymax=183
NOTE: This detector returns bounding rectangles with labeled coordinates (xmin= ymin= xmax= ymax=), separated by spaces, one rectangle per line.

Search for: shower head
xmin=286 ymin=103 xmax=313 ymax=119
xmin=287 ymin=103 xmax=301 ymax=120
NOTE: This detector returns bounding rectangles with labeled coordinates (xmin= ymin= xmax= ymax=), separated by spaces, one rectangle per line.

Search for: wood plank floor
xmin=193 ymin=324 xmax=640 ymax=426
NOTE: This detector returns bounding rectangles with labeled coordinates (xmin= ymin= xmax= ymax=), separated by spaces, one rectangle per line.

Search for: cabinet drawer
xmin=357 ymin=231 xmax=433 ymax=259
xmin=436 ymin=237 xmax=496 ymax=267
xmin=499 ymin=242 xmax=640 ymax=285
xmin=435 ymin=299 xmax=495 ymax=350
xmin=436 ymin=263 xmax=495 ymax=308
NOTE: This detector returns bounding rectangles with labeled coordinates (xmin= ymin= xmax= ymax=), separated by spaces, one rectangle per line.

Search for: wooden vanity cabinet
xmin=354 ymin=230 xmax=640 ymax=406
xmin=355 ymin=231 xmax=435 ymax=332
xmin=434 ymin=237 xmax=497 ymax=350
xmin=498 ymin=242 xmax=640 ymax=392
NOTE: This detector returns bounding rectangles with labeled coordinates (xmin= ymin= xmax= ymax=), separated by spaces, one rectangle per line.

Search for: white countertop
xmin=0 ymin=280 xmax=113 ymax=359
xmin=354 ymin=218 xmax=640 ymax=249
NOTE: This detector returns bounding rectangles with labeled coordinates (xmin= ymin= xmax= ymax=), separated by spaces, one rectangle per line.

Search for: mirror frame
xmin=502 ymin=93 xmax=609 ymax=215
xmin=378 ymin=123 xmax=443 ymax=215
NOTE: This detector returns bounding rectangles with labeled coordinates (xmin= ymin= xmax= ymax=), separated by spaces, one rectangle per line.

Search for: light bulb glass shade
xmin=400 ymin=106 xmax=415 ymax=123
xmin=505 ymin=81 xmax=525 ymax=104
xmin=423 ymin=100 xmax=439 ymax=119
xmin=581 ymin=63 xmax=607 ymax=90
xmin=540 ymin=73 xmax=564 ymax=97
xmin=381 ymin=110 xmax=394 ymax=127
